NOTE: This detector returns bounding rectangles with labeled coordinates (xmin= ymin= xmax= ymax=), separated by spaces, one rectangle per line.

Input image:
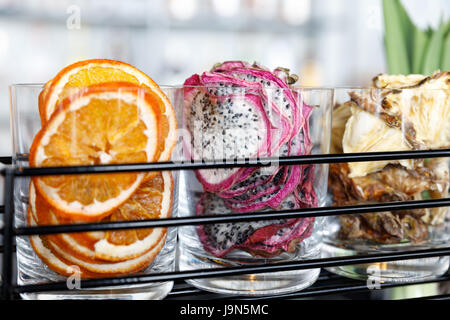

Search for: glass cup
xmin=322 ymin=87 xmax=450 ymax=282
xmin=176 ymin=86 xmax=333 ymax=296
xmin=10 ymin=84 xmax=179 ymax=299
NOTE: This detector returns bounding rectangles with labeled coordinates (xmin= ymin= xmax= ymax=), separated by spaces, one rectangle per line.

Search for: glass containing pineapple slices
xmin=323 ymin=72 xmax=450 ymax=282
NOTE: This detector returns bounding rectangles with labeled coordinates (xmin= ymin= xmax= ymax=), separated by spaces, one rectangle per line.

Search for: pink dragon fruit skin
xmin=295 ymin=164 xmax=318 ymax=208
xmin=196 ymin=193 xmax=314 ymax=258
xmin=243 ymin=219 xmax=314 ymax=257
xmin=195 ymin=193 xmax=298 ymax=257
xmin=192 ymin=69 xmax=290 ymax=193
xmin=224 ymin=185 xmax=280 ymax=205
xmin=200 ymin=71 xmax=293 ymax=157
xmin=203 ymin=68 xmax=295 ymax=140
xmin=220 ymin=69 xmax=297 ymax=152
xmin=225 ymin=166 xmax=289 ymax=203
xmin=222 ymin=67 xmax=302 ymax=137
xmin=185 ymin=61 xmax=318 ymax=258
xmin=184 ymin=68 xmax=302 ymax=193
xmin=214 ymin=69 xmax=311 ymax=198
xmin=223 ymin=166 xmax=302 ymax=213
xmin=219 ymin=107 xmax=305 ymax=201
xmin=243 ymin=65 xmax=307 ymax=142
xmin=240 ymin=191 xmax=316 ymax=258
xmin=222 ymin=114 xmax=309 ymax=212
xmin=217 ymin=165 xmax=284 ymax=199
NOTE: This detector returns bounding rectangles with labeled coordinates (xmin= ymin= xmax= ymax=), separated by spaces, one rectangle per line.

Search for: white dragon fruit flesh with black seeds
xmin=183 ymin=61 xmax=317 ymax=258
xmin=196 ymin=193 xmax=315 ymax=258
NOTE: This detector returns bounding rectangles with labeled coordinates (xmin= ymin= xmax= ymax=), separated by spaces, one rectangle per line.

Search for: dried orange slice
xmin=40 ymin=59 xmax=177 ymax=164
xmin=30 ymin=182 xmax=104 ymax=260
xmin=95 ymin=171 xmax=172 ymax=261
xmin=28 ymin=207 xmax=165 ymax=277
xmin=46 ymin=234 xmax=166 ymax=276
xmin=30 ymin=171 xmax=173 ymax=262
xmin=27 ymin=207 xmax=98 ymax=278
xmin=29 ymin=82 xmax=164 ymax=220
xmin=38 ymin=79 xmax=52 ymax=124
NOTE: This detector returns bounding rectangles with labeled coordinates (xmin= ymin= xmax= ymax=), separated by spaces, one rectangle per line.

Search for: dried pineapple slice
xmin=331 ymin=101 xmax=353 ymax=154
xmin=372 ymin=73 xmax=427 ymax=89
xmin=342 ymin=106 xmax=414 ymax=177
xmin=381 ymin=72 xmax=450 ymax=149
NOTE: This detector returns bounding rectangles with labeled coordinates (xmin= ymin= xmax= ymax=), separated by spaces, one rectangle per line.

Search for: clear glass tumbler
xmin=10 ymin=84 xmax=179 ymax=299
xmin=323 ymin=86 xmax=450 ymax=282
xmin=177 ymin=86 xmax=333 ymax=296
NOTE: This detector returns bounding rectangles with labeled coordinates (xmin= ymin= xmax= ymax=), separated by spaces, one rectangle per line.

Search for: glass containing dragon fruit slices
xmin=11 ymin=59 xmax=179 ymax=300
xmin=323 ymin=75 xmax=450 ymax=282
xmin=176 ymin=61 xmax=332 ymax=296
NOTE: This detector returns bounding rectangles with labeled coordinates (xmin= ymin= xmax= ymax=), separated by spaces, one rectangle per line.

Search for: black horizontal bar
xmin=14 ymin=198 xmax=450 ymax=236
xmin=167 ymin=272 xmax=450 ymax=300
xmin=166 ymin=273 xmax=345 ymax=300
xmin=427 ymin=294 xmax=450 ymax=300
xmin=14 ymin=247 xmax=450 ymax=294
xmin=0 ymin=156 xmax=11 ymax=165
xmin=164 ymin=272 xmax=351 ymax=299
xmin=147 ymin=272 xmax=340 ymax=299
xmin=0 ymin=245 xmax=16 ymax=253
xmin=240 ymin=274 xmax=450 ymax=300
xmin=167 ymin=277 xmax=341 ymax=300
xmin=12 ymin=149 xmax=450 ymax=177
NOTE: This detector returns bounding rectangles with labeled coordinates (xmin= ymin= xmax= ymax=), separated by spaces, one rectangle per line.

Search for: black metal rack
xmin=1 ymin=149 xmax=450 ymax=300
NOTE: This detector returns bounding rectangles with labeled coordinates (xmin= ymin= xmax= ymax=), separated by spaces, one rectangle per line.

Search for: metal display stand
xmin=1 ymin=149 xmax=449 ymax=300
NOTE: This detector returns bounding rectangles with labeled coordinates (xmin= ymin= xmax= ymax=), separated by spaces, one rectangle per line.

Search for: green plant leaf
xmin=444 ymin=20 xmax=450 ymax=36
xmin=412 ymin=27 xmax=429 ymax=73
xmin=422 ymin=20 xmax=445 ymax=75
xmin=396 ymin=0 xmax=416 ymax=71
xmin=441 ymin=30 xmax=450 ymax=71
xmin=383 ymin=0 xmax=411 ymax=74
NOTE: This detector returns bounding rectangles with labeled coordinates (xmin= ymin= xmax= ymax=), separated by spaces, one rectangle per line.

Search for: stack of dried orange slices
xmin=27 ymin=59 xmax=177 ymax=278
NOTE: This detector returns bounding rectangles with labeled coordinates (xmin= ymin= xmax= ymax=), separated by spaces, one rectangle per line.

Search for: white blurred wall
xmin=0 ymin=0 xmax=447 ymax=155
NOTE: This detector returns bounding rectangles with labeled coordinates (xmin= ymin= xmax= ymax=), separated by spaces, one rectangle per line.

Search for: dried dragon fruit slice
xmin=217 ymin=166 xmax=281 ymax=198
xmin=210 ymin=62 xmax=299 ymax=150
xmin=183 ymin=79 xmax=272 ymax=192
xmin=196 ymin=192 xmax=295 ymax=257
xmin=223 ymin=165 xmax=302 ymax=213
xmin=201 ymin=71 xmax=293 ymax=157
xmin=243 ymin=218 xmax=314 ymax=257
xmin=183 ymin=68 xmax=296 ymax=192
xmin=186 ymin=61 xmax=318 ymax=258
xmin=223 ymin=121 xmax=310 ymax=211
xmin=219 ymin=106 xmax=307 ymax=199
xmin=224 ymin=167 xmax=288 ymax=204
xmin=224 ymin=67 xmax=302 ymax=139
xmin=196 ymin=193 xmax=315 ymax=258
xmin=295 ymin=164 xmax=318 ymax=208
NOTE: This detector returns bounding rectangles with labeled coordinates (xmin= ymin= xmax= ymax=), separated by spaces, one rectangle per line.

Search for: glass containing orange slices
xmin=10 ymin=59 xmax=178 ymax=299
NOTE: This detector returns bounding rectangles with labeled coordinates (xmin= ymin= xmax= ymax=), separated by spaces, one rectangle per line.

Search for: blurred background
xmin=0 ymin=0 xmax=448 ymax=155
xmin=0 ymin=0 xmax=449 ymax=300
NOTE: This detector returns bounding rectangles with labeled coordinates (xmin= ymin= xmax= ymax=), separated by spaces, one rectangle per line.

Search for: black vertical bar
xmin=1 ymin=168 xmax=14 ymax=300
